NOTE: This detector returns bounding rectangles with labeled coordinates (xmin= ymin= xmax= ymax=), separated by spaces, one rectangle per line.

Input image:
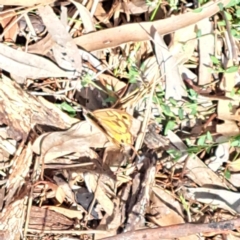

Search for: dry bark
xmin=0 ymin=76 xmax=78 ymax=141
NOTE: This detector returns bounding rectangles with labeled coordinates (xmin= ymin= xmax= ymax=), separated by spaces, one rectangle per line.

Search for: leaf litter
xmin=1 ymin=0 xmax=240 ymax=240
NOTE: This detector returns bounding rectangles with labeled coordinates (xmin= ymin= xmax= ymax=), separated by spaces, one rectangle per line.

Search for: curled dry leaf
xmin=32 ymin=121 xmax=109 ymax=162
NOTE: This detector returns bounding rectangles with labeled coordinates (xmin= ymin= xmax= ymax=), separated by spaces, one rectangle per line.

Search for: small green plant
xmin=209 ymin=55 xmax=239 ymax=73
xmin=56 ymin=102 xmax=76 ymax=117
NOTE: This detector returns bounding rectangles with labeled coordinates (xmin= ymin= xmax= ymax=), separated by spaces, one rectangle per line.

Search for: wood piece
xmin=0 ymin=76 xmax=78 ymax=141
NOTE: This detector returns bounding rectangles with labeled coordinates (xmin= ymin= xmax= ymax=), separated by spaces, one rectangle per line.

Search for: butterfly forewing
xmin=90 ymin=109 xmax=133 ymax=145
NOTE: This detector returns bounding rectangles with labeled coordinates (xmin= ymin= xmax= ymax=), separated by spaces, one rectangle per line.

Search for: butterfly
xmin=85 ymin=108 xmax=133 ymax=146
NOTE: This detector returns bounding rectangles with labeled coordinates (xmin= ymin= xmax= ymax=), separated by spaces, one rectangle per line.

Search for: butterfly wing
xmin=92 ymin=109 xmax=133 ymax=145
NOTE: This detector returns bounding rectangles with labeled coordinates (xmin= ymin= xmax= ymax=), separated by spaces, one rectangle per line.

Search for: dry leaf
xmin=151 ymin=187 xmax=199 ymax=240
xmin=167 ymin=130 xmax=234 ymax=188
xmin=70 ymin=0 xmax=96 ymax=33
xmin=169 ymin=24 xmax=196 ymax=64
xmin=84 ymin=172 xmax=114 ymax=216
xmin=0 ymin=10 xmax=19 ymax=42
xmin=32 ymin=121 xmax=109 ymax=162
xmin=74 ymin=0 xmax=230 ymax=51
xmin=0 ymin=43 xmax=75 ymax=79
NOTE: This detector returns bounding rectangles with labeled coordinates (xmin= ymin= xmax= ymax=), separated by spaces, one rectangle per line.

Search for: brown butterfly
xmin=85 ymin=108 xmax=133 ymax=146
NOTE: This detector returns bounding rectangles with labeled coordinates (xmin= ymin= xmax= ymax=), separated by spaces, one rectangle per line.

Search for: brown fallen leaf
xmin=74 ymin=0 xmax=231 ymax=51
xmin=32 ymin=121 xmax=109 ymax=162
xmin=0 ymin=10 xmax=19 ymax=42
xmin=151 ymin=187 xmax=199 ymax=240
xmin=0 ymin=44 xmax=75 ymax=79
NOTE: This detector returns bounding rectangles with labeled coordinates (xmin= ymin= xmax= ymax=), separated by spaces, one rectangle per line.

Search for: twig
xmin=101 ymin=217 xmax=240 ymax=240
xmin=27 ymin=229 xmax=108 ymax=234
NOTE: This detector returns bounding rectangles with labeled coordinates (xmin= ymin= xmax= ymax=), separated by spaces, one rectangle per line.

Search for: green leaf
xmin=60 ymin=102 xmax=75 ymax=112
xmin=169 ymin=98 xmax=177 ymax=106
xmin=178 ymin=108 xmax=184 ymax=120
xmin=190 ymin=105 xmax=197 ymax=115
xmin=166 ymin=149 xmax=182 ymax=160
xmin=226 ymin=0 xmax=240 ymax=8
xmin=164 ymin=121 xmax=175 ymax=135
xmin=236 ymin=9 xmax=240 ymax=18
xmin=218 ymin=3 xmax=224 ymax=11
xmin=196 ymin=29 xmax=202 ymax=38
xmin=206 ymin=131 xmax=213 ymax=142
xmin=231 ymin=139 xmax=240 ymax=147
xmin=230 ymin=88 xmax=235 ymax=97
xmin=104 ymin=96 xmax=116 ymax=104
xmin=225 ymin=66 xmax=239 ymax=73
xmin=56 ymin=102 xmax=76 ymax=117
xmin=193 ymin=7 xmax=203 ymax=13
xmin=197 ymin=134 xmax=206 ymax=146
xmin=228 ymin=102 xmax=233 ymax=111
xmin=206 ymin=146 xmax=212 ymax=154
xmin=217 ymin=20 xmax=226 ymax=26
xmin=231 ymin=28 xmax=239 ymax=38
xmin=162 ymin=104 xmax=174 ymax=117
xmin=224 ymin=169 xmax=231 ymax=179
xmin=210 ymin=55 xmax=220 ymax=65
xmin=224 ymin=11 xmax=232 ymax=21
xmin=187 ymin=146 xmax=201 ymax=154
xmin=185 ymin=138 xmax=191 ymax=147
